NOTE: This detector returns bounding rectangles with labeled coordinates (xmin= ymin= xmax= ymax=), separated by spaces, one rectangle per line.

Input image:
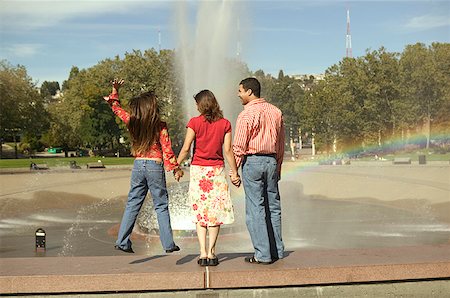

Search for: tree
xmin=61 ymin=66 xmax=79 ymax=91
xmin=400 ymin=43 xmax=446 ymax=148
xmin=360 ymin=48 xmax=403 ymax=145
xmin=0 ymin=60 xmax=49 ymax=157
xmin=40 ymin=81 xmax=60 ymax=103
xmin=53 ymin=48 xmax=189 ymax=154
xmin=428 ymin=43 xmax=450 ymax=138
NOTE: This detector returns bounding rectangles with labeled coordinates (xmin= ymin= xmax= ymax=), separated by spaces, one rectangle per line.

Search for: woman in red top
xmin=104 ymin=79 xmax=183 ymax=254
xmin=177 ymin=89 xmax=240 ymax=266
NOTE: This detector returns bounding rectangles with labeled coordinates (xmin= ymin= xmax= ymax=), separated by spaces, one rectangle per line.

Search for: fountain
xmin=137 ymin=182 xmax=197 ymax=236
xmin=136 ymin=1 xmax=247 ymax=238
xmin=174 ymin=0 xmax=245 ymax=121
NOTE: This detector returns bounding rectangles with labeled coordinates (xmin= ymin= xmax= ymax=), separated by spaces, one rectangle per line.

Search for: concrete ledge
xmin=86 ymin=162 xmax=105 ymax=169
xmin=393 ymin=157 xmax=412 ymax=164
xmin=1 ymin=245 xmax=449 ymax=294
xmin=0 ymin=255 xmax=205 ymax=294
xmin=208 ymin=245 xmax=450 ymax=289
xmin=30 ymin=163 xmax=49 ymax=170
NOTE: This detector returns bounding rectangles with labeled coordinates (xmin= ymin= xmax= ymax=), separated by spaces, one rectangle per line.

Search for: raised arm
xmin=103 ymin=79 xmax=130 ymax=124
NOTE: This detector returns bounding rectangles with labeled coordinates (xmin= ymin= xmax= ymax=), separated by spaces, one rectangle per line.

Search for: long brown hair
xmin=128 ymin=91 xmax=161 ymax=156
xmin=194 ymin=90 xmax=223 ymax=122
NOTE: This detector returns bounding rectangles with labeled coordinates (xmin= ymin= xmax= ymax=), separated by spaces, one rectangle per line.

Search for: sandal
xmin=197 ymin=258 xmax=208 ymax=266
xmin=244 ymin=256 xmax=272 ymax=265
xmin=207 ymin=257 xmax=219 ymax=266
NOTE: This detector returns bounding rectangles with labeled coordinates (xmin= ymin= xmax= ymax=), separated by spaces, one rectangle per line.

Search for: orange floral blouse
xmin=106 ymin=93 xmax=179 ymax=171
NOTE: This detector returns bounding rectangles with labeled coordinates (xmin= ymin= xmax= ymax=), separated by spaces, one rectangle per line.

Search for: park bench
xmin=30 ymin=163 xmax=49 ymax=170
xmin=69 ymin=161 xmax=81 ymax=169
xmin=86 ymin=161 xmax=105 ymax=169
xmin=392 ymin=157 xmax=411 ymax=165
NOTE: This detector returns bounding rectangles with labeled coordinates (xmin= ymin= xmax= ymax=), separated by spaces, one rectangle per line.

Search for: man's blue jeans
xmin=242 ymin=155 xmax=284 ymax=262
xmin=116 ymin=159 xmax=176 ymax=251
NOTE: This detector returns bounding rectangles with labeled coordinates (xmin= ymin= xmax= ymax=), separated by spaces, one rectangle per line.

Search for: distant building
xmin=292 ymin=74 xmax=325 ymax=82
xmin=292 ymin=73 xmax=325 ymax=91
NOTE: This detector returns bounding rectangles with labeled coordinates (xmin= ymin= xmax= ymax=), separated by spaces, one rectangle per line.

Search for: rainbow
xmin=280 ymin=131 xmax=450 ymax=178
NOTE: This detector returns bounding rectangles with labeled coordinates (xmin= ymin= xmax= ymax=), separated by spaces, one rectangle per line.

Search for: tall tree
xmin=0 ymin=60 xmax=49 ymax=157
xmin=40 ymin=80 xmax=61 ymax=103
xmin=400 ymin=43 xmax=445 ymax=148
xmin=360 ymin=48 xmax=402 ymax=145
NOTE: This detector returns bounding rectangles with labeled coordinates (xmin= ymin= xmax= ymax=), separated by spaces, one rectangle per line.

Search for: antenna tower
xmin=237 ymin=18 xmax=241 ymax=60
xmin=346 ymin=9 xmax=352 ymax=58
xmin=158 ymin=27 xmax=161 ymax=54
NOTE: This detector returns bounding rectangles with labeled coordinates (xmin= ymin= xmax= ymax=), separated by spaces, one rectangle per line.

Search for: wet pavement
xmin=1 ymin=161 xmax=449 ymax=258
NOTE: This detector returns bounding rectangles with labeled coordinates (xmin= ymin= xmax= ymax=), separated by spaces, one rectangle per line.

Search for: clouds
xmin=404 ymin=14 xmax=450 ymax=31
xmin=0 ymin=0 xmax=167 ymax=31
xmin=0 ymin=43 xmax=43 ymax=58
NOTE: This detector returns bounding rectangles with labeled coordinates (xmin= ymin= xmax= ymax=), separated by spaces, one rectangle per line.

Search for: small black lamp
xmin=35 ymin=228 xmax=46 ymax=251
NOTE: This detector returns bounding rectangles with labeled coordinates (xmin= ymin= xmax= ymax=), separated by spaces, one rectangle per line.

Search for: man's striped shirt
xmin=232 ymin=98 xmax=285 ymax=173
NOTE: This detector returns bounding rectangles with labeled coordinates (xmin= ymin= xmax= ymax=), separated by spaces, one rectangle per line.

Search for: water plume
xmin=174 ymin=1 xmax=244 ymax=124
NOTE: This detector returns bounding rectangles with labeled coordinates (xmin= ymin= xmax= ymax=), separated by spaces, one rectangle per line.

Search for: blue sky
xmin=1 ymin=0 xmax=449 ymax=86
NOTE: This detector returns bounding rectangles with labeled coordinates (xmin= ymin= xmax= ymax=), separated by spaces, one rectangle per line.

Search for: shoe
xmin=114 ymin=245 xmax=134 ymax=253
xmin=165 ymin=245 xmax=180 ymax=253
xmin=197 ymin=258 xmax=208 ymax=266
xmin=244 ymin=256 xmax=272 ymax=265
xmin=207 ymin=257 xmax=219 ymax=266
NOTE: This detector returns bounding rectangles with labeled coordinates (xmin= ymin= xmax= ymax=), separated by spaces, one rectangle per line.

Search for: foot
xmin=244 ymin=256 xmax=272 ymax=265
xmin=207 ymin=256 xmax=219 ymax=266
xmin=114 ymin=245 xmax=134 ymax=253
xmin=165 ymin=245 xmax=180 ymax=253
xmin=197 ymin=257 xmax=208 ymax=266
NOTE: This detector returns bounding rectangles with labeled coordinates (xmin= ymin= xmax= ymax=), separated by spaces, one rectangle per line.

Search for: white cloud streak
xmin=0 ymin=1 xmax=168 ymax=31
xmin=0 ymin=43 xmax=43 ymax=58
xmin=404 ymin=14 xmax=450 ymax=31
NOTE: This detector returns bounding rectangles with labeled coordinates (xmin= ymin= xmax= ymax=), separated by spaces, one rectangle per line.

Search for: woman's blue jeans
xmin=116 ymin=159 xmax=176 ymax=251
xmin=242 ymin=155 xmax=284 ymax=262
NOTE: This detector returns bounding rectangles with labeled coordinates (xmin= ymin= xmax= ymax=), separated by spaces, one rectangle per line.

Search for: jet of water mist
xmin=58 ymin=198 xmax=112 ymax=256
xmin=174 ymin=0 xmax=244 ymax=125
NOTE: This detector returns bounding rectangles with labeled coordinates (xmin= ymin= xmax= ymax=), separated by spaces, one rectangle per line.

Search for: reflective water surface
xmin=0 ymin=161 xmax=449 ymax=257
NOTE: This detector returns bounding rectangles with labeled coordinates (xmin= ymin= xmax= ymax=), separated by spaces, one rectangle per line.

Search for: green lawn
xmin=1 ymin=151 xmax=449 ymax=169
xmin=0 ymin=157 xmax=135 ymax=169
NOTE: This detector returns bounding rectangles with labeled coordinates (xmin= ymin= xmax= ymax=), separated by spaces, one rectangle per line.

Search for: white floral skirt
xmin=189 ymin=165 xmax=234 ymax=226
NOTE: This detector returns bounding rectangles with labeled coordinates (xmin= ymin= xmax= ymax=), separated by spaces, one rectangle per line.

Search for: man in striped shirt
xmin=232 ymin=77 xmax=285 ymax=264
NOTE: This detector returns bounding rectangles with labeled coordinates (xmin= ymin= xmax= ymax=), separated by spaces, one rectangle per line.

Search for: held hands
xmin=229 ymin=170 xmax=241 ymax=188
xmin=173 ymin=168 xmax=184 ymax=182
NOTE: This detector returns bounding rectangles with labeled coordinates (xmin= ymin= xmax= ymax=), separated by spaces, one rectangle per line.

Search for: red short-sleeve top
xmin=187 ymin=115 xmax=232 ymax=167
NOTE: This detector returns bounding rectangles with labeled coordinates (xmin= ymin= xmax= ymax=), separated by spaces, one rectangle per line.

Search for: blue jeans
xmin=116 ymin=159 xmax=177 ymax=251
xmin=242 ymin=155 xmax=284 ymax=262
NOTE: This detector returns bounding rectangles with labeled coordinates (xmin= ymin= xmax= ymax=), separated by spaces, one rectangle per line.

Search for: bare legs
xmin=196 ymin=223 xmax=220 ymax=259
xmin=207 ymin=225 xmax=220 ymax=259
xmin=196 ymin=223 xmax=208 ymax=258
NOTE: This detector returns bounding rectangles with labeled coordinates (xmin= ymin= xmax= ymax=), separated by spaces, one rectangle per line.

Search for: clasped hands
xmin=173 ymin=168 xmax=184 ymax=182
xmin=229 ymin=170 xmax=241 ymax=187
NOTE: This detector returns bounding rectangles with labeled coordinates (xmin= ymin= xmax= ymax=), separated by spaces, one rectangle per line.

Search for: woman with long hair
xmin=177 ymin=89 xmax=240 ymax=266
xmin=104 ymin=79 xmax=183 ymax=254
